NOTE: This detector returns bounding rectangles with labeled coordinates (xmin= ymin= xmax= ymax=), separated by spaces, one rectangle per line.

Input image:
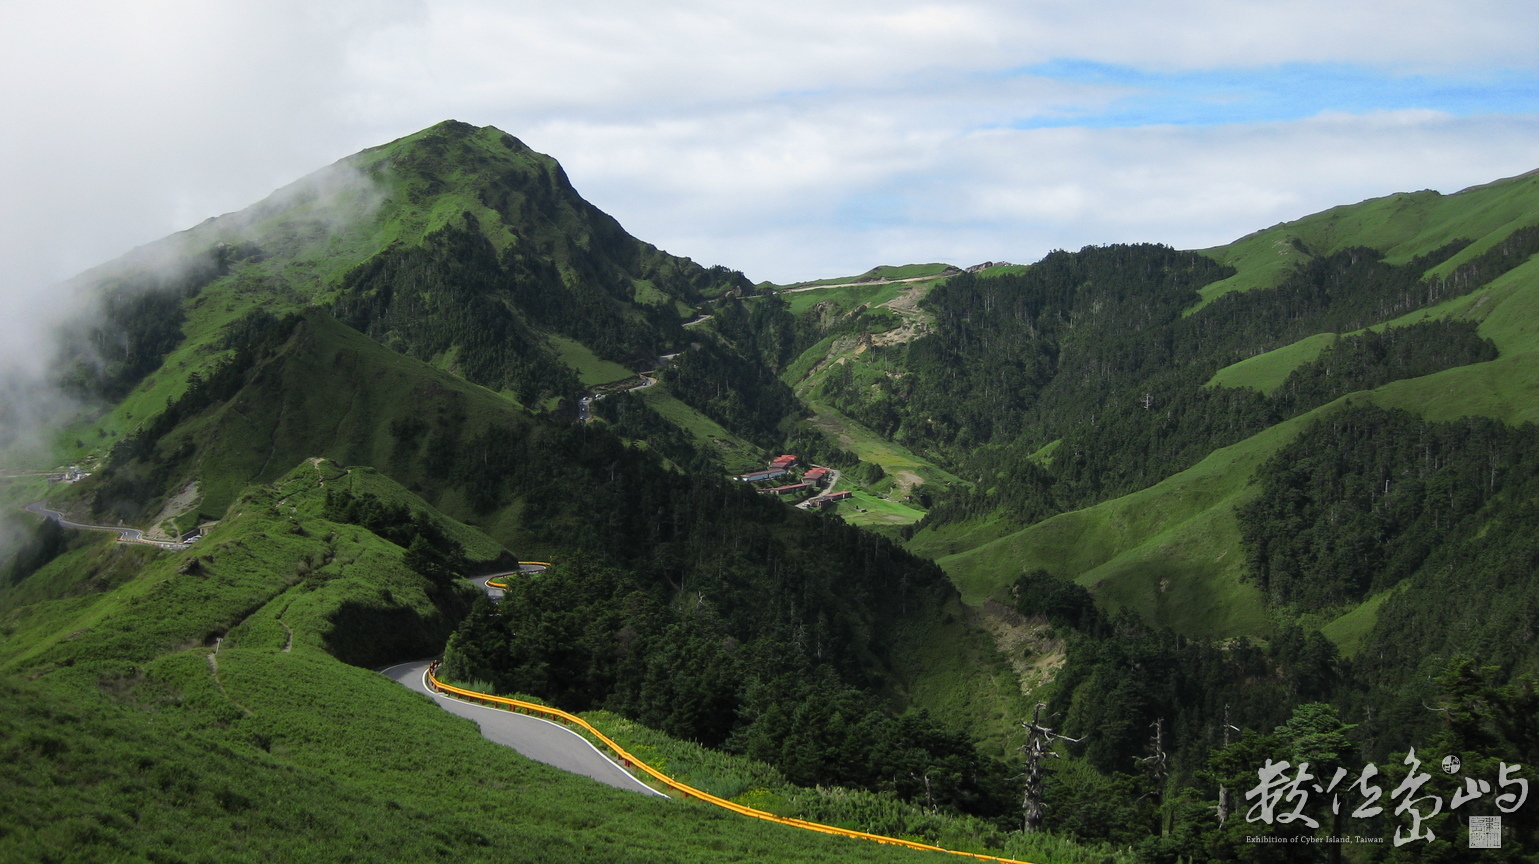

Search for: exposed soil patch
xmin=870 ymin=282 xmax=936 ymax=347
xmin=146 ymin=479 xmax=201 ymax=541
xmin=972 ymin=599 xmax=1066 ymax=697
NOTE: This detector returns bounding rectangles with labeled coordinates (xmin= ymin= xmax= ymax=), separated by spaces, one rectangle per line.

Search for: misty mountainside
xmin=52 ymin=120 xmax=788 ymax=461
xmin=7 ymin=119 xmax=1539 ymax=861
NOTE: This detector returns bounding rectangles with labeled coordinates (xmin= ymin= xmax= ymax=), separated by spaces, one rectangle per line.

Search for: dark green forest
xmin=444 ymin=559 xmax=1014 ymax=820
xmin=891 ymin=233 xmax=1539 ymax=531
xmin=1008 ymin=407 xmax=1539 ymax=861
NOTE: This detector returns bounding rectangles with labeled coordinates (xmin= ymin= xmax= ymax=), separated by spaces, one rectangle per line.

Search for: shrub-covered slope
xmin=0 ymin=463 xmax=968 ymax=864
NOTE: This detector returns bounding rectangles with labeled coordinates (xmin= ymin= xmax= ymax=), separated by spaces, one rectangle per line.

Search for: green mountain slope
xmin=10 ymin=172 xmax=1058 ymax=856
xmin=1195 ymin=166 xmax=1539 ymax=306
xmin=910 ymin=188 xmax=1539 ymax=644
xmin=1 ymin=463 xmax=969 ymax=864
xmin=55 ymin=121 xmax=779 ymax=473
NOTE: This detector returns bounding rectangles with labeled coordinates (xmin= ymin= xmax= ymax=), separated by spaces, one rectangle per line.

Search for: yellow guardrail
xmin=484 ymin=562 xmax=553 ymax=590
xmin=426 ymin=663 xmax=1036 ymax=864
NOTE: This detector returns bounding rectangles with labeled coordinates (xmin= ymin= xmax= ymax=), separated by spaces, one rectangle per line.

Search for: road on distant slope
xmin=381 ymin=659 xmax=665 ymax=798
xmin=775 ymin=274 xmax=939 ymax=294
xmin=577 ymin=373 xmax=658 ymax=424
xmin=22 ymin=501 xmax=187 ymax=550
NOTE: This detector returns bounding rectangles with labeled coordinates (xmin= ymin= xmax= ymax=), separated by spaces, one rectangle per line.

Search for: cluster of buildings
xmin=46 ymin=466 xmax=91 ymax=484
xmin=735 ymin=455 xmax=846 ymax=508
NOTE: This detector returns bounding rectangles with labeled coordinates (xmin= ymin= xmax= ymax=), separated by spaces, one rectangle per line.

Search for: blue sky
xmin=1010 ymin=61 xmax=1539 ymax=129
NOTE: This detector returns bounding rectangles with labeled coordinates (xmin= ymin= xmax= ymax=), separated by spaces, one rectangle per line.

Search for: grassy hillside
xmin=916 ymin=245 xmax=1539 ymax=645
xmin=1194 ymin=167 xmax=1539 ymax=307
xmin=47 ymin=121 xmax=767 ymax=481
xmin=1 ymin=464 xmax=976 ymax=863
xmin=1205 ymin=332 xmax=1338 ymax=392
xmin=768 ymin=262 xmax=955 ymax=291
xmin=59 ymin=311 xmax=540 ymax=530
xmin=634 ymin=385 xmax=762 ymax=473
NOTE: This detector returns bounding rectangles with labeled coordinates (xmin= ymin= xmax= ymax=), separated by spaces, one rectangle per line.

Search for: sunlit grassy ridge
xmin=768 ymin=263 xmax=955 ymax=291
xmin=915 ymin=186 xmax=1539 ymax=645
xmin=547 ymin=333 xmax=637 ymax=387
xmin=636 ymin=386 xmax=762 ymax=473
xmin=1205 ymin=332 xmax=1339 ymax=392
xmin=1194 ymin=167 xmax=1539 ymax=308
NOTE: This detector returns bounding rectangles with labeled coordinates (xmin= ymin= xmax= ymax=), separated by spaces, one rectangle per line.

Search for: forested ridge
xmin=777 ymin=220 xmax=1539 ymax=859
xmin=899 ymin=237 xmax=1528 ymax=529
xmin=1018 ymin=407 xmax=1539 ymax=860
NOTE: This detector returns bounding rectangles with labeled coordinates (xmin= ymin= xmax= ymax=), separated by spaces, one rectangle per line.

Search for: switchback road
xmin=23 ymin=501 xmax=187 ymax=550
xmin=467 ymin=562 xmax=548 ymax=599
xmin=578 ymin=373 xmax=657 ymax=423
xmin=381 ymin=659 xmax=664 ymax=797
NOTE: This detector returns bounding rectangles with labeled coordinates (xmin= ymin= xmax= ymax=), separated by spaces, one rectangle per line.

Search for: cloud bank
xmin=2 ymin=0 xmax=1537 ymax=298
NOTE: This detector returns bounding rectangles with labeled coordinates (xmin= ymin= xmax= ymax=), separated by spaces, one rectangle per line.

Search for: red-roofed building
xmin=769 ymin=454 xmax=798 ymax=469
xmin=761 ymin=483 xmax=810 ymax=496
xmin=803 ymin=467 xmax=829 ymax=484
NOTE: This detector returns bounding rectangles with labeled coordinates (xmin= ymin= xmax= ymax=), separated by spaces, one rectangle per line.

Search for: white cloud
xmin=1 ymin=0 xmax=1537 ymax=299
xmin=514 ymin=108 xmax=1539 ymax=282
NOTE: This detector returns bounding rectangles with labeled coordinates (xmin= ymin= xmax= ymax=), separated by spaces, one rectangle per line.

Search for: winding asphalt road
xmin=23 ymin=501 xmax=187 ymax=550
xmin=467 ymin=562 xmax=549 ymax=599
xmin=381 ymin=659 xmax=665 ymax=797
xmin=578 ymin=372 xmax=658 ymax=424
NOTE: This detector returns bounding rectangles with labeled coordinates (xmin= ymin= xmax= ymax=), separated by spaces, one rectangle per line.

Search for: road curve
xmin=578 ymin=373 xmax=659 ymax=424
xmin=381 ymin=659 xmax=666 ymax=797
xmin=23 ymin=501 xmax=187 ymax=550
xmin=468 ymin=562 xmax=549 ymax=598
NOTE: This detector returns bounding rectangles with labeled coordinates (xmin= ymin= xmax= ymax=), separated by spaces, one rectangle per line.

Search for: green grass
xmin=1190 ymin=167 xmax=1539 ymax=311
xmin=889 ymin=597 xmax=1037 ymax=755
xmin=769 ymin=263 xmax=954 ymax=291
xmin=932 ymin=414 xmax=1312 ymax=638
xmin=638 ymin=386 xmax=762 ymax=474
xmin=580 ymin=707 xmax=1128 ymax=864
xmin=802 ymin=397 xmax=961 ymax=498
xmin=1206 ymin=332 xmax=1339 ymax=393
xmin=781 ymin=333 xmax=841 ymax=384
xmin=1319 ymin=583 xmax=1411 ymax=657
xmin=782 ymin=281 xmax=913 ymax=316
xmin=316 ymin=462 xmax=508 ymax=563
xmin=59 ymin=311 xmax=548 ymax=535
xmin=1026 ymin=439 xmax=1060 ymax=467
xmin=925 ymin=251 xmax=1539 ymax=643
xmin=547 ymin=334 xmax=637 ymax=387
xmin=905 ymin=513 xmax=1023 ymax=562
xmin=1 ymin=461 xmax=464 ymax=674
xmin=834 ymin=491 xmax=927 ymax=528
xmin=2 ymin=464 xmax=983 ymax=863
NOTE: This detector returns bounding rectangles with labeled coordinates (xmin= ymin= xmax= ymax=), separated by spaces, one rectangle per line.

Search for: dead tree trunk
xmin=1019 ymin=702 xmax=1083 ymax=832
